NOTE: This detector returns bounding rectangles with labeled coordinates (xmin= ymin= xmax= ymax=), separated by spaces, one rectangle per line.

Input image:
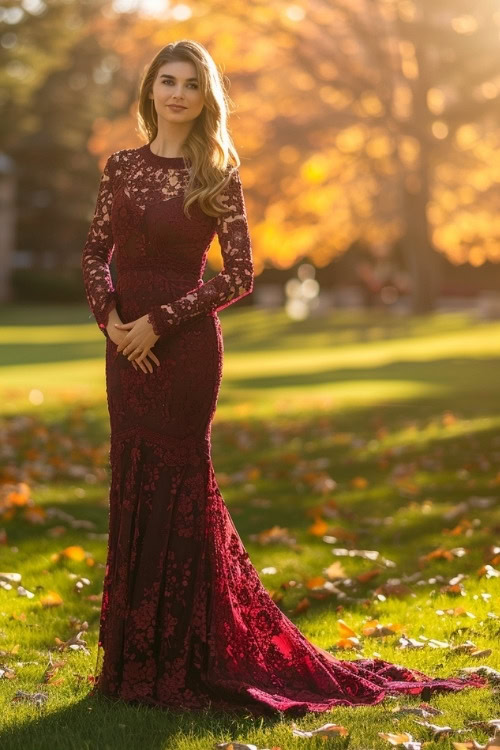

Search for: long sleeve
xmin=147 ymin=167 xmax=254 ymax=337
xmin=81 ymin=154 xmax=117 ymax=339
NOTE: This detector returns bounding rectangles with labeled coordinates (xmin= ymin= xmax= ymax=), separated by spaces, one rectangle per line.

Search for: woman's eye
xmin=162 ymin=81 xmax=198 ymax=89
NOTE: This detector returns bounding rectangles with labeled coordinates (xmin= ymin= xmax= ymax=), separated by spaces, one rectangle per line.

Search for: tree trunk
xmin=401 ymin=177 xmax=440 ymax=314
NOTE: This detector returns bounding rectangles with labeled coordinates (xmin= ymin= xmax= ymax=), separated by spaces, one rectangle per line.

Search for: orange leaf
xmin=62 ymin=546 xmax=86 ymax=561
xmin=292 ymin=597 xmax=310 ymax=614
xmin=327 ymin=527 xmax=358 ymax=542
xmin=337 ymin=619 xmax=357 ymax=637
xmin=374 ymin=582 xmax=411 ymax=598
xmin=363 ymin=622 xmax=404 ymax=637
xmin=357 ymin=568 xmax=381 ymax=583
xmin=24 ymin=506 xmax=46 ymax=524
xmin=305 ymin=576 xmax=326 ymax=589
xmin=336 ymin=636 xmax=361 ymax=649
xmin=6 ymin=482 xmax=31 ymax=506
xmin=351 ymin=476 xmax=368 ymax=489
xmin=40 ymin=590 xmax=63 ymax=608
xmin=379 ymin=732 xmax=414 ymax=745
xmin=308 ymin=518 xmax=329 ymax=536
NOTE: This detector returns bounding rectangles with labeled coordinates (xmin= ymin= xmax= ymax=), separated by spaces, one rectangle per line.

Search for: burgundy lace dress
xmin=81 ymin=143 xmax=487 ymax=716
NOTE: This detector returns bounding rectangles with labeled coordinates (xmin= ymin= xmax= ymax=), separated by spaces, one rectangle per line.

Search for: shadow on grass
xmin=228 ymin=355 xmax=496 ymax=388
xmin=0 ymin=691 xmax=283 ymax=750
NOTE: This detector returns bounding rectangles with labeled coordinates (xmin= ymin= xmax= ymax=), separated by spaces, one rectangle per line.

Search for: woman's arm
xmin=146 ymin=167 xmax=254 ymax=336
xmin=81 ymin=154 xmax=117 ymax=339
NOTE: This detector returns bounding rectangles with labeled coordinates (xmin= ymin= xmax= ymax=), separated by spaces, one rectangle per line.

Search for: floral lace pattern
xmin=146 ymin=165 xmax=254 ymax=336
xmin=82 ymin=144 xmax=488 ymax=716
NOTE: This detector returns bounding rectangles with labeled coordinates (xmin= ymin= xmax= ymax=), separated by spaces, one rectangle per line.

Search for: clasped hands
xmin=108 ymin=314 xmax=161 ymax=374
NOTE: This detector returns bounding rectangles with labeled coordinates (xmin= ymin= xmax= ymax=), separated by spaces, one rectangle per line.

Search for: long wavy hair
xmin=137 ymin=40 xmax=241 ymax=218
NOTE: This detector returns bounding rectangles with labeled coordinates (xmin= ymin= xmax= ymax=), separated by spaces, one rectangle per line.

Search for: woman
xmin=82 ymin=40 xmax=487 ymax=716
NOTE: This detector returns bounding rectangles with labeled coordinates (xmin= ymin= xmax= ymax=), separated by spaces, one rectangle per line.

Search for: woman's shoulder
xmin=107 ymin=147 xmax=138 ymax=168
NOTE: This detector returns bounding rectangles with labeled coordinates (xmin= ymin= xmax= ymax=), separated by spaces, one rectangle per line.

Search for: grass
xmin=0 ymin=303 xmax=499 ymax=750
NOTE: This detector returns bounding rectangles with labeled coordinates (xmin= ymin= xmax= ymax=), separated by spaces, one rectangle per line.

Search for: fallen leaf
xmin=391 ymin=703 xmax=443 ymax=717
xmin=0 ymin=665 xmax=16 ymax=679
xmin=337 ymin=619 xmax=357 ymax=638
xmin=363 ymin=620 xmax=404 ymax=637
xmin=54 ymin=631 xmax=89 ymax=654
xmin=305 ymin=576 xmax=327 ymax=590
xmin=413 ymin=721 xmax=465 ymax=738
xmin=379 ymin=731 xmax=421 ymax=748
xmin=40 ymin=591 xmax=63 ymax=608
xmin=11 ymin=690 xmax=48 ymax=707
xmin=292 ymin=721 xmax=349 ymax=737
xmin=324 ymin=561 xmax=349 ymax=580
xmin=292 ymin=597 xmax=310 ymax=614
xmin=41 ymin=658 xmax=66 ymax=683
xmin=61 ymin=546 xmax=86 ymax=562
xmin=308 ymin=518 xmax=329 ymax=536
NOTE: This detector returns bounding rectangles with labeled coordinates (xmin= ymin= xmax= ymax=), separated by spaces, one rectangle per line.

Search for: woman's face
xmin=149 ymin=60 xmax=205 ymax=124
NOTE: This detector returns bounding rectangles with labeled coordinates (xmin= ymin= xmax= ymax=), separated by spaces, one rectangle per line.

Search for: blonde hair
xmin=137 ymin=40 xmax=241 ymax=218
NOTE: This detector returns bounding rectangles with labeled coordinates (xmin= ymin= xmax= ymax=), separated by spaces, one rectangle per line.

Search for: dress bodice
xmin=81 ymin=143 xmax=254 ymax=337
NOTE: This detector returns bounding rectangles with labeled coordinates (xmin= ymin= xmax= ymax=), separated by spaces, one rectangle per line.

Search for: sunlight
xmin=112 ymin=0 xmax=192 ymax=19
xmin=113 ymin=0 xmax=169 ymax=18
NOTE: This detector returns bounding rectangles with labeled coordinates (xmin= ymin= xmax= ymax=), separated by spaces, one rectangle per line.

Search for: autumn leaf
xmin=308 ymin=517 xmax=329 ymax=536
xmin=357 ymin=567 xmax=382 ymax=583
xmin=337 ymin=619 xmax=357 ymax=638
xmin=324 ymin=561 xmax=348 ymax=579
xmin=10 ymin=612 xmax=26 ymax=622
xmin=378 ymin=732 xmax=421 ymax=749
xmin=292 ymin=721 xmax=349 ymax=737
xmin=362 ymin=620 xmax=404 ymax=637
xmin=41 ymin=658 xmax=66 ymax=683
xmin=54 ymin=631 xmax=89 ymax=654
xmin=214 ymin=743 xmax=259 ymax=750
xmin=478 ymin=565 xmax=500 ymax=578
xmin=248 ymin=526 xmax=298 ymax=548
xmin=413 ymin=720 xmax=465 ymax=738
xmin=453 ymin=727 xmax=500 ymax=750
xmin=419 ymin=547 xmax=467 ymax=567
xmin=391 ymin=703 xmax=443 ymax=717
xmin=47 ymin=526 xmax=67 ymax=538
xmin=305 ymin=576 xmax=326 ymax=589
xmin=336 ymin=636 xmax=362 ymax=650
xmin=292 ymin=597 xmax=310 ymax=614
xmin=24 ymin=506 xmax=46 ymax=524
xmin=5 ymin=483 xmax=31 ymax=507
xmin=40 ymin=591 xmax=63 ymax=608
xmin=62 ymin=546 xmax=86 ymax=561
xmin=0 ymin=665 xmax=16 ymax=679
xmin=11 ymin=690 xmax=48 ymax=707
xmin=351 ymin=476 xmax=368 ymax=489
xmin=374 ymin=582 xmax=412 ymax=598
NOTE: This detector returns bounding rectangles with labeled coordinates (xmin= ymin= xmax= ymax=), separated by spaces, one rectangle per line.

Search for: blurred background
xmin=1 ymin=7 xmax=500 ymax=733
xmin=2 ymin=0 xmax=500 ymax=320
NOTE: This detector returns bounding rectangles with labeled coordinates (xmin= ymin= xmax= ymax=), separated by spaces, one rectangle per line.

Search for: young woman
xmin=82 ymin=40 xmax=487 ymax=716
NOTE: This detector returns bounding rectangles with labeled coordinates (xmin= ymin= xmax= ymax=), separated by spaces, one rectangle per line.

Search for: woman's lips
xmin=168 ymin=105 xmax=186 ymax=111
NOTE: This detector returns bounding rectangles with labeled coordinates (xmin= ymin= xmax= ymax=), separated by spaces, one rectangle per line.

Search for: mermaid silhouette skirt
xmin=90 ymin=311 xmax=488 ymax=716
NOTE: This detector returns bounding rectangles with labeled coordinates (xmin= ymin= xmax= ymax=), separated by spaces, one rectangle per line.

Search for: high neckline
xmin=142 ymin=143 xmax=189 ymax=168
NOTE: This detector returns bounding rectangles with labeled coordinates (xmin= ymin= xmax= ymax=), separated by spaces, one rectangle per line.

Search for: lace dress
xmin=81 ymin=143 xmax=487 ymax=716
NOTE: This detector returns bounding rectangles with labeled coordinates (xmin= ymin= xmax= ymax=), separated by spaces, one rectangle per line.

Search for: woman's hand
xmin=114 ymin=315 xmax=160 ymax=370
xmin=107 ymin=315 xmax=160 ymax=374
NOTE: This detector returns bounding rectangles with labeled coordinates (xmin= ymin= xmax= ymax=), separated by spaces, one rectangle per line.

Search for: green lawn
xmin=0 ymin=304 xmax=499 ymax=750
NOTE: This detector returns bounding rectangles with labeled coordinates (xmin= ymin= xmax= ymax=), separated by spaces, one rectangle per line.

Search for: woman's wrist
xmin=147 ymin=308 xmax=167 ymax=337
xmin=105 ymin=306 xmax=121 ymax=336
